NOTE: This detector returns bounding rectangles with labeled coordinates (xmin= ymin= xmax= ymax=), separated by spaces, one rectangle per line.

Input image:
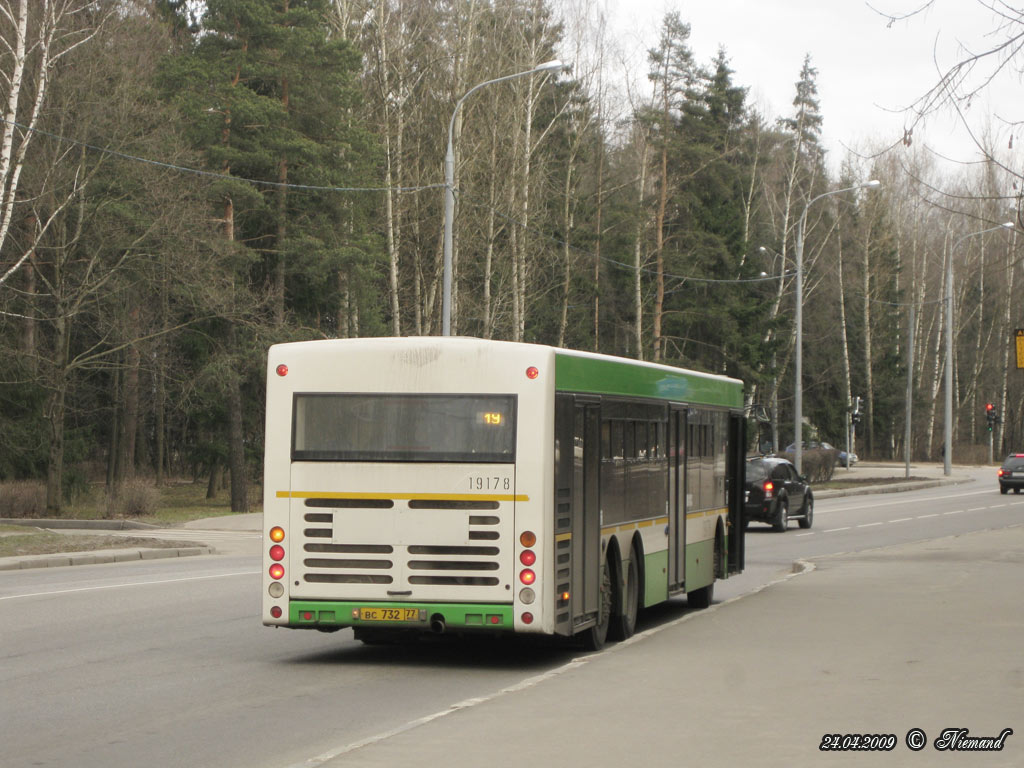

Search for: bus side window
xmin=636 ymin=422 xmax=649 ymax=461
xmin=622 ymin=421 xmax=633 ymax=461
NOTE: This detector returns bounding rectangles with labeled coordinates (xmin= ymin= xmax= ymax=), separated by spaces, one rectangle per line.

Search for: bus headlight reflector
xmin=519 ymin=587 xmax=535 ymax=604
xmin=268 ymin=582 xmax=284 ymax=598
xmin=519 ymin=568 xmax=536 ymax=585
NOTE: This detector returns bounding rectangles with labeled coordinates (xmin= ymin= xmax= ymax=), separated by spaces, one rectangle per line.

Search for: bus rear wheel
xmin=609 ymin=552 xmax=639 ymax=641
xmin=582 ymin=559 xmax=612 ymax=651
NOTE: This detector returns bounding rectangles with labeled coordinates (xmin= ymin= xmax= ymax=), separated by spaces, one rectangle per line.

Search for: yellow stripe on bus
xmin=277 ymin=491 xmax=529 ymax=502
xmin=685 ymin=507 xmax=727 ymax=520
xmin=600 ymin=517 xmax=669 ymax=536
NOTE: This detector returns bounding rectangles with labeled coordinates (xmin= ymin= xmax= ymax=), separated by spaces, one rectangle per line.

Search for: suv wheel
xmin=773 ymin=499 xmax=789 ymax=532
xmin=798 ymin=495 xmax=813 ymax=529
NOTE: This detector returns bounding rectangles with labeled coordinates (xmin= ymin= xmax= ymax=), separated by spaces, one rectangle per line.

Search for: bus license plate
xmin=359 ymin=607 xmax=421 ymax=623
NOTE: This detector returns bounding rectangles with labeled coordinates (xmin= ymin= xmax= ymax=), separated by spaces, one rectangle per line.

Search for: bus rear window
xmin=292 ymin=394 xmax=516 ymax=463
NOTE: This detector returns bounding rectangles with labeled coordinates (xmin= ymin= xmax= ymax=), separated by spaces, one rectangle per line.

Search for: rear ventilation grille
xmin=293 ymin=494 xmax=509 ymax=591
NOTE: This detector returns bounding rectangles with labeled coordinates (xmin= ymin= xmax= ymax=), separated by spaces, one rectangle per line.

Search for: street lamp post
xmin=442 ymin=60 xmax=565 ymax=336
xmin=943 ymin=221 xmax=1013 ymax=475
xmin=793 ymin=179 xmax=880 ymax=475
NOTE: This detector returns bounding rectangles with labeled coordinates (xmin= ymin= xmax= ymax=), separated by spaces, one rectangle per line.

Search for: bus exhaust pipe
xmin=430 ymin=616 xmax=446 ymax=634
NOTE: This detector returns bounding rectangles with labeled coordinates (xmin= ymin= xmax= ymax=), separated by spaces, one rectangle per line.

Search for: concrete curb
xmin=0 ymin=546 xmax=215 ymax=571
xmin=815 ymin=476 xmax=967 ymax=499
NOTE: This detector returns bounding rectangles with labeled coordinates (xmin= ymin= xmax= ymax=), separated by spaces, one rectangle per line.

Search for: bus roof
xmin=267 ymin=337 xmax=743 ymax=409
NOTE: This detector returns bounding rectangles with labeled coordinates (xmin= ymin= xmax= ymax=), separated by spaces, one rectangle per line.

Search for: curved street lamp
xmin=943 ymin=221 xmax=1014 ymax=475
xmin=793 ymin=179 xmax=880 ymax=474
xmin=442 ymin=60 xmax=565 ymax=336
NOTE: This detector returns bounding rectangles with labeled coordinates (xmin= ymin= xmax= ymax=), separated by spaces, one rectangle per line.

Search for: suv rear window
xmin=1002 ymin=456 xmax=1024 ymax=471
xmin=746 ymin=459 xmax=767 ymax=482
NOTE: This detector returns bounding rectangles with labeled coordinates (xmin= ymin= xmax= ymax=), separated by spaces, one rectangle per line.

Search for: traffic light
xmin=985 ymin=403 xmax=999 ymax=431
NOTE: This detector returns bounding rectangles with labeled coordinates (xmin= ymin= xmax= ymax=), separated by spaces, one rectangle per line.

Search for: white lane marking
xmin=943 ymin=510 xmax=961 ymax=515
xmin=822 ymin=488 xmax=995 ymax=514
xmin=796 ymin=533 xmax=815 ymax=537
xmin=889 ymin=517 xmax=914 ymax=523
xmin=0 ymin=571 xmax=258 ymax=602
xmin=857 ymin=522 xmax=884 ymax=528
xmin=825 ymin=527 xmax=851 ymax=533
xmin=916 ymin=513 xmax=939 ymax=519
xmin=967 ymin=507 xmax=988 ymax=512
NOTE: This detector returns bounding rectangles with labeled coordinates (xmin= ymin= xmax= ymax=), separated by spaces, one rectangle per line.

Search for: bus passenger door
xmin=727 ymin=413 xmax=745 ymax=575
xmin=668 ymin=406 xmax=686 ymax=591
xmin=572 ymin=400 xmax=601 ymax=626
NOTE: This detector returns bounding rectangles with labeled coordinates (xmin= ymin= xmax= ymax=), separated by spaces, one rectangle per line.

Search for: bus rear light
xmin=268 ymin=582 xmax=284 ymax=598
xmin=269 ymin=564 xmax=285 ymax=580
xmin=302 ymin=611 xmax=313 ymax=621
xmin=269 ymin=545 xmax=285 ymax=561
xmin=519 ymin=568 xmax=536 ymax=585
xmin=526 ymin=366 xmax=539 ymax=380
xmin=270 ymin=606 xmax=282 ymax=619
xmin=269 ymin=526 xmax=285 ymax=543
xmin=519 ymin=550 xmax=536 ymax=566
xmin=561 ymin=591 xmax=570 ymax=601
xmin=276 ymin=364 xmax=289 ymax=377
xmin=521 ymin=612 xmax=534 ymax=624
xmin=519 ymin=531 xmax=537 ymax=547
xmin=519 ymin=587 xmax=535 ymax=604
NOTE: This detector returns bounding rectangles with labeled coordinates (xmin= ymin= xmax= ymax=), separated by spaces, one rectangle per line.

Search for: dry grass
xmin=0 ymin=478 xmax=261 ymax=526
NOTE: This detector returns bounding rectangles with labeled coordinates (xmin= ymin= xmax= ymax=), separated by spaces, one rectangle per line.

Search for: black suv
xmin=744 ymin=457 xmax=813 ymax=532
xmin=998 ymin=454 xmax=1024 ymax=494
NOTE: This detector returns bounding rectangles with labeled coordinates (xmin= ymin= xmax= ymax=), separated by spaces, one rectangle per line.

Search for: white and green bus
xmin=262 ymin=337 xmax=746 ymax=649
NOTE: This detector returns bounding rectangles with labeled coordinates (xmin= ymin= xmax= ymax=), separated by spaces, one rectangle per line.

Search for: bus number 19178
xmin=469 ymin=476 xmax=511 ymax=491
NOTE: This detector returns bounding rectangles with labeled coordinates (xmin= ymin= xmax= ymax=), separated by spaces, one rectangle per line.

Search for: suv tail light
xmin=763 ymin=480 xmax=774 ymax=498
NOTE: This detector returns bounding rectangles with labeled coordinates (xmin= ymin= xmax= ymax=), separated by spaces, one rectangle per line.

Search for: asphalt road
xmin=1 ymin=465 xmax=1019 ymax=768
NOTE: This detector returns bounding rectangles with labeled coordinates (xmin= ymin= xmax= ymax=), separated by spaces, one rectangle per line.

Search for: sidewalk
xmin=0 ymin=514 xmax=260 ymax=571
xmin=310 ymin=524 xmax=1024 ymax=768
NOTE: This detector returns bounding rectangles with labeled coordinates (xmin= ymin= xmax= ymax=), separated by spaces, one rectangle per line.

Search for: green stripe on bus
xmin=643 ymin=549 xmax=669 ymax=607
xmin=554 ymin=353 xmax=742 ymax=407
xmin=685 ymin=538 xmax=716 ymax=592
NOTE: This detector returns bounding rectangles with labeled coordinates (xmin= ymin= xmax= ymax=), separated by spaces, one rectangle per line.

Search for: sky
xmin=600 ymin=0 xmax=1021 ymax=172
